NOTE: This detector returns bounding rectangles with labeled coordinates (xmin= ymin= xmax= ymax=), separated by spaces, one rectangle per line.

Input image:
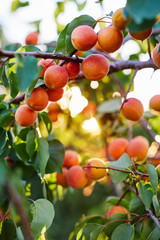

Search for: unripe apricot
xmin=38 ymin=59 xmax=56 ymax=77
xmin=71 ymin=25 xmax=98 ymax=51
xmin=112 ymin=8 xmax=130 ymax=30
xmin=126 ymin=136 xmax=149 ymax=163
xmin=25 ymin=32 xmax=39 ymax=45
xmin=129 ymin=28 xmax=152 ymax=41
xmin=107 ymin=205 xmax=128 ymax=219
xmin=15 ymin=105 xmax=37 ymax=127
xmin=25 ymin=87 xmax=49 ymax=111
xmin=44 ymin=65 xmax=69 ymax=89
xmin=56 ymin=167 xmax=68 ymax=188
xmin=108 ymin=138 xmax=129 ymax=160
xmin=66 ymin=165 xmax=88 ymax=189
xmin=121 ymin=98 xmax=144 ymax=121
xmin=149 ymin=94 xmax=160 ymax=111
xmin=81 ymin=54 xmax=110 ymax=81
xmin=60 ymin=61 xmax=80 ymax=79
xmin=152 ymin=44 xmax=160 ymax=68
xmin=98 ymin=26 xmax=123 ymax=53
xmin=63 ymin=150 xmax=80 ymax=167
xmin=46 ymin=88 xmax=64 ymax=102
xmin=85 ymin=158 xmax=106 ymax=180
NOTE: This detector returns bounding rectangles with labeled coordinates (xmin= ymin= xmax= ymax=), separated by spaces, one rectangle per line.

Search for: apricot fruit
xmin=44 ymin=65 xmax=69 ymax=89
xmin=121 ymin=98 xmax=144 ymax=121
xmin=149 ymin=94 xmax=160 ymax=112
xmin=47 ymin=102 xmax=60 ymax=122
xmin=108 ymin=138 xmax=129 ymax=160
xmin=63 ymin=150 xmax=80 ymax=167
xmin=15 ymin=104 xmax=37 ymax=127
xmin=60 ymin=61 xmax=80 ymax=79
xmin=66 ymin=165 xmax=87 ymax=189
xmin=71 ymin=25 xmax=98 ymax=51
xmin=152 ymin=44 xmax=160 ymax=68
xmin=25 ymin=87 xmax=49 ymax=111
xmin=112 ymin=8 xmax=130 ymax=30
xmin=98 ymin=26 xmax=123 ymax=53
xmin=46 ymin=88 xmax=64 ymax=102
xmin=38 ymin=59 xmax=56 ymax=77
xmin=56 ymin=167 xmax=68 ymax=188
xmin=126 ymin=136 xmax=149 ymax=163
xmin=81 ymin=54 xmax=110 ymax=81
xmin=25 ymin=32 xmax=39 ymax=45
xmin=85 ymin=158 xmax=106 ymax=180
xmin=82 ymin=101 xmax=97 ymax=119
xmin=129 ymin=28 xmax=152 ymax=41
xmin=94 ymin=41 xmax=104 ymax=52
xmin=107 ymin=205 xmax=128 ymax=218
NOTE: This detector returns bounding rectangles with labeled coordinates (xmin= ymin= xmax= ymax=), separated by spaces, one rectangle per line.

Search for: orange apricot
xmin=85 ymin=158 xmax=106 ymax=180
xmin=152 ymin=44 xmax=160 ymax=68
xmin=82 ymin=101 xmax=97 ymax=119
xmin=112 ymin=8 xmax=130 ymax=30
xmin=44 ymin=65 xmax=69 ymax=89
xmin=107 ymin=205 xmax=128 ymax=218
xmin=66 ymin=165 xmax=88 ymax=189
xmin=126 ymin=136 xmax=149 ymax=163
xmin=71 ymin=25 xmax=98 ymax=51
xmin=94 ymin=41 xmax=104 ymax=52
xmin=25 ymin=87 xmax=49 ymax=111
xmin=75 ymin=50 xmax=85 ymax=57
xmin=60 ymin=61 xmax=80 ymax=79
xmin=47 ymin=102 xmax=60 ymax=122
xmin=108 ymin=138 xmax=129 ymax=160
xmin=56 ymin=167 xmax=68 ymax=188
xmin=63 ymin=150 xmax=80 ymax=167
xmin=38 ymin=59 xmax=56 ymax=77
xmin=25 ymin=32 xmax=39 ymax=45
xmin=121 ymin=98 xmax=144 ymax=121
xmin=46 ymin=88 xmax=64 ymax=102
xmin=98 ymin=26 xmax=123 ymax=53
xmin=149 ymin=94 xmax=160 ymax=111
xmin=129 ymin=28 xmax=152 ymax=41
xmin=155 ymin=14 xmax=160 ymax=24
xmin=81 ymin=54 xmax=110 ymax=81
xmin=15 ymin=104 xmax=37 ymax=127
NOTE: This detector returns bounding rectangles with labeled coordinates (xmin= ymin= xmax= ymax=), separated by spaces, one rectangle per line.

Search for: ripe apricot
xmin=81 ymin=54 xmax=110 ymax=81
xmin=66 ymin=165 xmax=88 ymax=189
xmin=56 ymin=167 xmax=68 ymax=188
xmin=149 ymin=94 xmax=160 ymax=111
xmin=75 ymin=50 xmax=85 ymax=57
xmin=129 ymin=28 xmax=152 ymax=41
xmin=121 ymin=98 xmax=144 ymax=121
xmin=47 ymin=102 xmax=60 ymax=122
xmin=25 ymin=32 xmax=39 ymax=45
xmin=98 ymin=26 xmax=123 ymax=53
xmin=38 ymin=59 xmax=56 ymax=77
xmin=85 ymin=158 xmax=106 ymax=180
xmin=44 ymin=65 xmax=69 ymax=89
xmin=94 ymin=41 xmax=104 ymax=52
xmin=25 ymin=87 xmax=49 ymax=111
xmin=108 ymin=138 xmax=129 ymax=160
xmin=107 ymin=205 xmax=128 ymax=218
xmin=71 ymin=25 xmax=98 ymax=51
xmin=60 ymin=61 xmax=80 ymax=79
xmin=46 ymin=88 xmax=64 ymax=102
xmin=152 ymin=44 xmax=160 ymax=68
xmin=15 ymin=104 xmax=37 ymax=127
xmin=112 ymin=8 xmax=130 ymax=30
xmin=126 ymin=136 xmax=149 ymax=163
xmin=82 ymin=101 xmax=97 ymax=119
xmin=63 ymin=150 xmax=80 ymax=167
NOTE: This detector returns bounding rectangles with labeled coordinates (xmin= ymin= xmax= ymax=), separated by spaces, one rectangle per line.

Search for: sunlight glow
xmin=82 ymin=117 xmax=101 ymax=135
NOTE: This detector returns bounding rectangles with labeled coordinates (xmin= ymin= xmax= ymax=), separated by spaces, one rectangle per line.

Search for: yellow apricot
xmin=112 ymin=8 xmax=130 ymax=30
xmin=85 ymin=158 xmax=106 ymax=180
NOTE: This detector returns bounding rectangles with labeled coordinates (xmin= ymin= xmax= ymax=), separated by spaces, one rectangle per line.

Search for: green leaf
xmin=13 ymin=142 xmax=29 ymax=162
xmin=129 ymin=196 xmax=146 ymax=215
xmin=0 ymin=128 xmax=7 ymax=150
xmin=90 ymin=225 xmax=104 ymax=240
xmin=147 ymin=164 xmax=158 ymax=192
xmin=127 ymin=18 xmax=155 ymax=33
xmin=152 ymin=195 xmax=160 ymax=217
xmin=0 ymin=162 xmax=7 ymax=195
xmin=106 ymin=196 xmax=129 ymax=209
xmin=31 ymin=199 xmax=55 ymax=239
xmin=5 ymin=63 xmax=19 ymax=98
xmin=139 ymin=182 xmax=154 ymax=211
xmin=0 ymin=219 xmax=17 ymax=240
xmin=16 ymin=227 xmax=24 ymax=240
xmin=56 ymin=23 xmax=69 ymax=52
xmin=109 ymin=153 xmax=132 ymax=183
xmin=79 ymin=223 xmax=102 ymax=240
xmin=111 ymin=223 xmax=134 ymax=240
xmin=16 ymin=45 xmax=41 ymax=53
xmin=147 ymin=226 xmax=160 ymax=240
xmin=98 ymin=98 xmax=122 ymax=114
xmin=40 ymin=112 xmax=52 ymax=134
xmin=0 ymin=109 xmax=15 ymax=128
xmin=38 ymin=138 xmax=49 ymax=177
xmin=11 ymin=0 xmax=29 ymax=12
xmin=26 ymin=130 xmax=37 ymax=159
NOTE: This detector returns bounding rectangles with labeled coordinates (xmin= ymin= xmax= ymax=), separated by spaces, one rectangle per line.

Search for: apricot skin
xmin=81 ymin=54 xmax=110 ymax=81
xmin=38 ymin=59 xmax=56 ymax=77
xmin=47 ymin=88 xmax=64 ymax=102
xmin=25 ymin=87 xmax=49 ymax=111
xmin=149 ymin=94 xmax=160 ymax=111
xmin=56 ymin=167 xmax=68 ymax=188
xmin=98 ymin=26 xmax=123 ymax=53
xmin=82 ymin=101 xmax=97 ymax=119
xmin=15 ymin=105 xmax=37 ymax=127
xmin=61 ymin=61 xmax=80 ymax=79
xmin=121 ymin=98 xmax=144 ymax=121
xmin=129 ymin=28 xmax=152 ymax=41
xmin=107 ymin=206 xmax=128 ymax=219
xmin=66 ymin=165 xmax=87 ymax=189
xmin=152 ymin=44 xmax=160 ymax=68
xmin=71 ymin=25 xmax=98 ymax=51
xmin=108 ymin=138 xmax=129 ymax=160
xmin=63 ymin=150 xmax=80 ymax=167
xmin=25 ymin=32 xmax=39 ymax=45
xmin=112 ymin=8 xmax=130 ymax=30
xmin=44 ymin=65 xmax=69 ymax=89
xmin=85 ymin=158 xmax=106 ymax=180
xmin=47 ymin=102 xmax=60 ymax=122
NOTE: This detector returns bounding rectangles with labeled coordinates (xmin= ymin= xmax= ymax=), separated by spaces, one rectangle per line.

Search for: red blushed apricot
xmin=129 ymin=28 xmax=152 ymax=41
xmin=85 ymin=158 xmax=106 ymax=180
xmin=108 ymin=138 xmax=129 ymax=160
xmin=25 ymin=32 xmax=39 ymax=45
xmin=81 ymin=54 xmax=110 ymax=81
xmin=71 ymin=25 xmax=98 ymax=51
xmin=66 ymin=165 xmax=88 ymax=189
xmin=98 ymin=26 xmax=123 ymax=53
xmin=46 ymin=88 xmax=64 ymax=102
xmin=44 ymin=65 xmax=69 ymax=89
xmin=149 ymin=94 xmax=160 ymax=111
xmin=56 ymin=167 xmax=68 ymax=188
xmin=25 ymin=87 xmax=49 ymax=111
xmin=61 ymin=62 xmax=80 ymax=79
xmin=48 ymin=112 xmax=59 ymax=122
xmin=63 ymin=150 xmax=80 ymax=167
xmin=152 ymin=44 xmax=160 ymax=68
xmin=121 ymin=98 xmax=144 ymax=121
xmin=107 ymin=206 xmax=128 ymax=219
xmin=126 ymin=136 xmax=149 ymax=163
xmin=112 ymin=8 xmax=130 ymax=30
xmin=15 ymin=105 xmax=37 ymax=127
xmin=38 ymin=59 xmax=56 ymax=77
